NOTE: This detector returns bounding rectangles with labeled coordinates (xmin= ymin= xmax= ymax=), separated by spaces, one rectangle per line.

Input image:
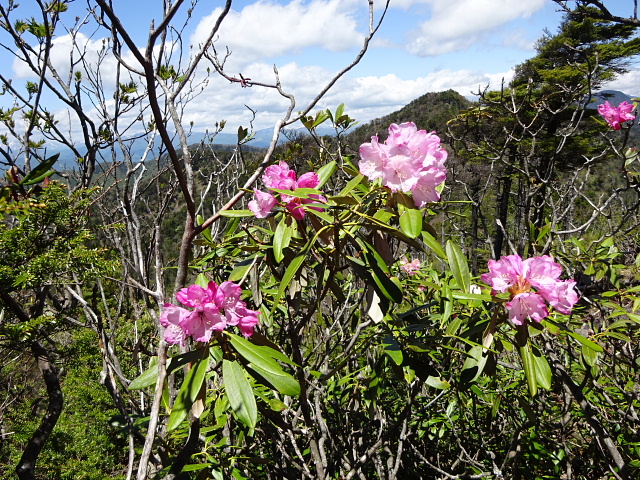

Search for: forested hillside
xmin=2 ymin=1 xmax=640 ymax=480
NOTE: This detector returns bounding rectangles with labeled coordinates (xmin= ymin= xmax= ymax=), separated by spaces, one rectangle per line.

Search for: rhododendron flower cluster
xmin=481 ymin=255 xmax=578 ymax=326
xmin=359 ymin=122 xmax=447 ymax=207
xmin=248 ymin=161 xmax=327 ymax=220
xmin=160 ymin=281 xmax=259 ymax=346
xmin=598 ymin=101 xmax=636 ymax=130
xmin=399 ymin=256 xmax=421 ymax=275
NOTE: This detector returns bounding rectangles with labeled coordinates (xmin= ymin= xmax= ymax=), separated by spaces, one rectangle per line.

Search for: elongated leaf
xmin=167 ymin=353 xmax=210 ymax=431
xmin=248 ymin=363 xmax=300 ymax=396
xmin=440 ymin=281 xmax=452 ymax=326
xmin=273 ymin=218 xmax=293 ymax=264
xmin=129 ymin=357 xmax=158 ymax=390
xmin=316 ymin=161 xmax=336 ymax=188
xmin=382 ymin=335 xmax=403 ymax=366
xmin=271 ymin=253 xmax=305 ymax=315
xmin=422 ymin=231 xmax=446 ymax=259
xmin=519 ymin=343 xmax=538 ymax=397
xmin=366 ymin=253 xmax=403 ymax=303
xmin=128 ymin=349 xmax=203 ymax=390
xmin=339 ymin=174 xmax=364 ymax=196
xmin=451 ymin=292 xmax=493 ymax=301
xmin=271 ymin=187 xmax=323 ymax=199
xmin=582 ymin=344 xmax=599 ymax=367
xmin=446 ymin=240 xmax=470 ymax=293
xmin=532 ymin=346 xmax=552 ymax=390
xmin=220 ymin=209 xmax=253 ymax=217
xmin=223 ymin=359 xmax=257 ymax=431
xmin=21 ymin=153 xmax=58 ymax=185
xmin=426 ymin=375 xmax=451 ymax=390
xmin=227 ymin=332 xmax=296 ymax=366
xmin=227 ymin=333 xmax=300 ymax=396
xmin=461 ymin=345 xmax=489 ymax=384
xmin=568 ymin=331 xmax=603 ymax=352
xmin=398 ymin=204 xmax=423 ymax=239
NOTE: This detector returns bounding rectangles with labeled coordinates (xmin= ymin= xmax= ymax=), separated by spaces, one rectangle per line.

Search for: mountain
xmin=49 ymin=125 xmax=337 ymax=169
xmin=344 ymin=89 xmax=475 ymax=149
xmin=594 ymin=89 xmax=635 ymax=105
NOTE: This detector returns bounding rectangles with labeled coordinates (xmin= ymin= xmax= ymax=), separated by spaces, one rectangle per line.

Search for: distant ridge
xmin=345 ymin=90 xmax=474 ymax=148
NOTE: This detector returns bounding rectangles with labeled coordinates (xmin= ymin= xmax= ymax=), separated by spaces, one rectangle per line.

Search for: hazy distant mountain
xmin=48 ymin=125 xmax=339 ymax=169
xmin=594 ymin=90 xmax=636 ymax=105
xmin=44 ymin=89 xmax=637 ymax=170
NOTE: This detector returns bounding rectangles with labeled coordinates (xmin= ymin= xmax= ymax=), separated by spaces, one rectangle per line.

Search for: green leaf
xmin=195 ymin=273 xmax=209 ymax=288
xmin=382 ymin=335 xmax=403 ymax=365
xmin=398 ymin=204 xmax=423 ymax=239
xmin=247 ymin=363 xmax=300 ymax=396
xmin=223 ymin=359 xmax=257 ymax=431
xmin=421 ymin=231 xmax=446 ymax=259
xmin=440 ymin=281 xmax=452 ymax=326
xmin=227 ymin=333 xmax=300 ymax=396
xmin=167 ymin=352 xmax=210 ymax=431
xmin=21 ymin=153 xmax=59 ymax=185
xmin=271 ymin=253 xmax=305 ymax=315
xmin=363 ymin=249 xmax=403 ymax=303
xmin=519 ymin=342 xmax=538 ymax=397
xmin=446 ymin=240 xmax=470 ymax=293
xmin=461 ymin=345 xmax=489 ymax=384
xmin=312 ymin=111 xmax=330 ymax=128
xmin=273 ymin=217 xmax=293 ymax=264
xmin=568 ymin=331 xmax=603 ymax=352
xmin=129 ymin=357 xmax=159 ymax=390
xmin=220 ymin=209 xmax=253 ymax=217
xmin=582 ymin=344 xmax=599 ymax=367
xmin=451 ymin=292 xmax=493 ymax=301
xmin=532 ymin=346 xmax=552 ymax=390
xmin=271 ymin=187 xmax=324 ymax=199
xmin=426 ymin=375 xmax=451 ymax=390
xmin=128 ymin=350 xmax=203 ymax=390
xmin=339 ymin=174 xmax=364 ymax=196
xmin=316 ymin=161 xmax=336 ymax=189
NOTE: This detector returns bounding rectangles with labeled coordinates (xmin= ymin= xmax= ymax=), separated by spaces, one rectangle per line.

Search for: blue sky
xmin=3 ymin=0 xmax=640 ymax=138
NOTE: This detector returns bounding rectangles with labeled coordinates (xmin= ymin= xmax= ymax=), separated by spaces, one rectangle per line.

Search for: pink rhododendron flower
xmin=248 ymin=189 xmax=278 ymax=218
xmin=481 ymin=254 xmax=578 ymax=326
xmin=159 ymin=303 xmax=190 ymax=347
xmin=249 ymin=161 xmax=326 ymax=219
xmin=598 ymin=101 xmax=636 ymax=130
xmin=399 ymin=256 xmax=421 ymax=275
xmin=159 ymin=280 xmax=260 ymax=345
xmin=359 ymin=122 xmax=447 ymax=207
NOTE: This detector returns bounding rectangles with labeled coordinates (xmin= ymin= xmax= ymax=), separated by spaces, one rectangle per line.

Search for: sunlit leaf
xmin=223 ymin=359 xmax=257 ymax=431
xmin=167 ymin=351 xmax=210 ymax=431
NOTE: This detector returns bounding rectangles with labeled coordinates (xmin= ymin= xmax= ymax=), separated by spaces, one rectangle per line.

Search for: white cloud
xmin=603 ymin=68 xmax=640 ymax=97
xmin=12 ymin=31 xmax=145 ymax=93
xmin=178 ymin=64 xmax=516 ymax=132
xmin=191 ymin=0 xmax=364 ymax=70
xmin=501 ymin=29 xmax=537 ymax=51
xmin=407 ymin=0 xmax=546 ymax=56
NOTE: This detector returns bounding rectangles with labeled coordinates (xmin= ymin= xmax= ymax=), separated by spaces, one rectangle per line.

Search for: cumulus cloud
xmin=603 ymin=68 xmax=640 ymax=97
xmin=191 ymin=0 xmax=364 ymax=70
xmin=407 ymin=0 xmax=546 ymax=56
xmin=12 ymin=31 xmax=145 ymax=93
xmin=177 ymin=63 xmax=516 ymax=132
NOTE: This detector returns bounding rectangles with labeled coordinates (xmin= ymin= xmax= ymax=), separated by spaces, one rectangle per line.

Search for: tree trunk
xmin=15 ymin=341 xmax=63 ymax=480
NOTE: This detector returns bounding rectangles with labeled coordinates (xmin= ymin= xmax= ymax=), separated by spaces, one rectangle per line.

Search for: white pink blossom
xmin=359 ymin=122 xmax=447 ymax=207
xmin=399 ymin=256 xmax=421 ymax=275
xmin=598 ymin=101 xmax=636 ymax=130
xmin=481 ymin=254 xmax=578 ymax=326
xmin=248 ymin=161 xmax=326 ymax=220
xmin=159 ymin=281 xmax=260 ymax=345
